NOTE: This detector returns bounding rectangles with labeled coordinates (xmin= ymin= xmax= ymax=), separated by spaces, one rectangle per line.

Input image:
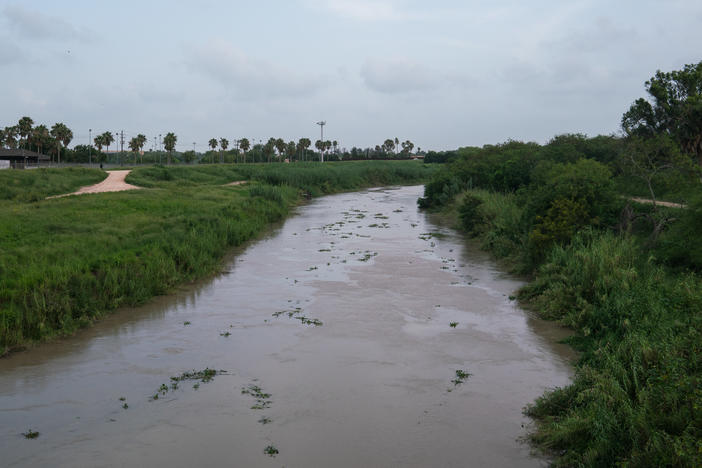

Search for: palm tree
xmin=394 ymin=137 xmax=399 ymax=155
xmin=286 ymin=141 xmax=296 ymax=162
xmin=298 ymin=137 xmax=311 ymax=161
xmin=17 ymin=116 xmax=33 ymax=150
xmin=136 ymin=134 xmax=147 ymax=163
xmin=239 ymin=137 xmax=250 ymax=163
xmin=101 ymin=132 xmax=114 ymax=159
xmin=219 ymin=138 xmax=229 ymax=163
xmin=128 ymin=137 xmax=140 ymax=164
xmin=94 ymin=134 xmax=105 ymax=163
xmin=274 ymin=138 xmax=286 ymax=162
xmin=209 ymin=138 xmax=218 ymax=163
xmin=163 ymin=132 xmax=177 ymax=164
xmin=5 ymin=126 xmax=18 ymax=149
xmin=264 ymin=138 xmax=276 ymax=163
xmin=50 ymin=123 xmax=73 ymax=164
xmin=32 ymin=125 xmax=49 ymax=156
xmin=315 ymin=139 xmax=324 ymax=161
xmin=332 ymin=140 xmax=338 ymax=155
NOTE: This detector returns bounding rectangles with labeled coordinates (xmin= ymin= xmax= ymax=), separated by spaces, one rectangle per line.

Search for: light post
xmin=88 ymin=128 xmax=92 ymax=166
xmin=316 ymin=121 xmax=326 ymax=162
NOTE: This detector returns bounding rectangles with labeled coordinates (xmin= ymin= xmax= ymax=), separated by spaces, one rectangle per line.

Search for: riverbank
xmin=425 ymin=188 xmax=702 ymax=467
xmin=0 ymin=185 xmax=572 ymax=467
xmin=0 ymin=161 xmax=436 ymax=355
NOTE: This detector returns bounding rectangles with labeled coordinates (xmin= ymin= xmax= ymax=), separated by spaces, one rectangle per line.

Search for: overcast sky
xmin=2 ymin=0 xmax=701 ymax=152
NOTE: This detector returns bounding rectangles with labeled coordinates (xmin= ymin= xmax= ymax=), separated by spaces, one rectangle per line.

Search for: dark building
xmin=0 ymin=149 xmax=50 ymax=169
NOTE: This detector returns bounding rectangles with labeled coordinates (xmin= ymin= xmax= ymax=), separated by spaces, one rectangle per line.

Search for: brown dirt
xmin=629 ymin=197 xmax=686 ymax=209
xmin=49 ymin=170 xmax=141 ymax=198
xmin=225 ymin=180 xmax=247 ymax=186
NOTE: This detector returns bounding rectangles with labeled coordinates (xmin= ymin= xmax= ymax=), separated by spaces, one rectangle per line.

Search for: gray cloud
xmin=0 ymin=39 xmax=23 ymax=66
xmin=184 ymin=40 xmax=327 ymax=100
xmin=361 ymin=58 xmax=438 ymax=94
xmin=3 ymin=5 xmax=94 ymax=42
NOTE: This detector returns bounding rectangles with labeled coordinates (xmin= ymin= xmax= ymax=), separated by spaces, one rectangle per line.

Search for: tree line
xmin=0 ymin=118 xmax=419 ymax=165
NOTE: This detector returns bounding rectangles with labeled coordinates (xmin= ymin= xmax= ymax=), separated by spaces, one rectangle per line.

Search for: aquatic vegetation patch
xmin=22 ymin=429 xmax=40 ymax=439
xmin=452 ymin=369 xmax=472 ymax=386
xmin=449 ymin=322 xmax=458 ymax=328
xmin=242 ymin=383 xmax=272 ymax=410
xmin=263 ymin=445 xmax=279 ymax=457
xmin=151 ymin=368 xmax=225 ymax=400
xmin=272 ymin=307 xmax=322 ymax=326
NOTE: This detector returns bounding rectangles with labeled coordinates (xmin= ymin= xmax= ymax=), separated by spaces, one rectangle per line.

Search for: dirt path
xmin=629 ymin=197 xmax=686 ymax=209
xmin=49 ymin=170 xmax=141 ymax=198
xmin=225 ymin=180 xmax=247 ymax=186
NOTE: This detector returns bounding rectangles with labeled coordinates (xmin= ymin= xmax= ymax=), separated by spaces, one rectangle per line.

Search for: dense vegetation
xmin=0 ymin=161 xmax=434 ymax=355
xmin=0 ymin=167 xmax=106 ymax=201
xmin=419 ymin=62 xmax=702 ymax=466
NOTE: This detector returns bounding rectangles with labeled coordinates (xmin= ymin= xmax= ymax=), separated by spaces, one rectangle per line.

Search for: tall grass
xmin=0 ymin=167 xmax=106 ymax=201
xmin=0 ymin=161 xmax=435 ymax=354
xmin=443 ymin=188 xmax=701 ymax=466
xmin=522 ymin=232 xmax=702 ymax=467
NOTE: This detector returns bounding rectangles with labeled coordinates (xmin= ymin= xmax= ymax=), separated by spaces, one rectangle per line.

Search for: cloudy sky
xmin=2 ymin=0 xmax=701 ymax=151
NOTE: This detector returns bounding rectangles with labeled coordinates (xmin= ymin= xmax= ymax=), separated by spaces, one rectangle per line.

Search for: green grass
xmin=0 ymin=167 xmax=106 ymax=201
xmin=439 ymin=188 xmax=702 ymax=466
xmin=0 ymin=161 xmax=435 ymax=354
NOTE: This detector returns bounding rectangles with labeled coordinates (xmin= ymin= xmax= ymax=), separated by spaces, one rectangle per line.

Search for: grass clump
xmin=0 ymin=167 xmax=106 ymax=201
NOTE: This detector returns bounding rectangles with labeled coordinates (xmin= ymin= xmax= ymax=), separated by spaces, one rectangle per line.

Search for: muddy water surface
xmin=0 ymin=186 xmax=574 ymax=467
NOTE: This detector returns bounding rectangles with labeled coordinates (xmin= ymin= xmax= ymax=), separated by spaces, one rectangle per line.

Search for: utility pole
xmin=119 ymin=130 xmax=124 ymax=165
xmin=159 ymin=134 xmax=162 ymax=164
xmin=316 ymin=121 xmax=326 ymax=163
xmin=88 ymin=128 xmax=92 ymax=166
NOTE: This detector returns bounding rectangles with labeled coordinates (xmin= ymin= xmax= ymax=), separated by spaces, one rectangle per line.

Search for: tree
xmin=3 ymin=126 xmax=18 ymax=149
xmin=17 ymin=116 xmax=33 ymax=150
xmin=32 ymin=125 xmax=50 ymax=156
xmin=383 ymin=138 xmax=395 ymax=155
xmin=394 ymin=137 xmax=399 ymax=155
xmin=332 ymin=140 xmax=338 ymax=154
xmin=264 ymin=138 xmax=276 ymax=163
xmin=136 ymin=134 xmax=147 ymax=163
xmin=163 ymin=132 xmax=177 ymax=164
xmin=101 ymin=131 xmax=114 ymax=156
xmin=239 ymin=138 xmax=250 ymax=162
xmin=220 ymin=138 xmax=229 ymax=163
xmin=622 ymin=61 xmax=702 ymax=166
xmin=50 ymin=123 xmax=73 ymax=164
xmin=274 ymin=138 xmax=286 ymax=162
xmin=128 ymin=137 xmax=141 ymax=164
xmin=315 ymin=139 xmax=324 ymax=160
xmin=93 ymin=134 xmax=105 ymax=162
xmin=286 ymin=140 xmax=296 ymax=161
xmin=401 ymin=140 xmax=414 ymax=156
xmin=298 ymin=137 xmax=311 ymax=161
xmin=208 ymin=138 xmax=218 ymax=163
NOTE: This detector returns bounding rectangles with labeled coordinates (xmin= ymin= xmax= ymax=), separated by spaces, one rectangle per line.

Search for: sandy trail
xmin=225 ymin=180 xmax=247 ymax=186
xmin=49 ymin=170 xmax=141 ymax=198
xmin=629 ymin=197 xmax=686 ymax=209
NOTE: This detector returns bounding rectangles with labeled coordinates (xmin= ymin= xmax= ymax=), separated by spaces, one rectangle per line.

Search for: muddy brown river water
xmin=0 ymin=185 xmax=574 ymax=467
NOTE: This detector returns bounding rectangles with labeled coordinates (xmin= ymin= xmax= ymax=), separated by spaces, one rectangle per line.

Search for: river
xmin=0 ymin=185 xmax=573 ymax=467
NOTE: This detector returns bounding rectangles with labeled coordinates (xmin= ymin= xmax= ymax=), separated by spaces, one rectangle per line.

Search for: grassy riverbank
xmin=420 ymin=142 xmax=701 ymax=465
xmin=0 ymin=161 xmax=435 ymax=355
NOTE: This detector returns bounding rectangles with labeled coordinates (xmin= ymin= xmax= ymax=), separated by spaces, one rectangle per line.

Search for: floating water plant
xmin=452 ymin=369 xmax=472 ymax=386
xmin=263 ymin=445 xmax=279 ymax=457
xmin=22 ymin=429 xmax=39 ymax=439
xmin=450 ymin=322 xmax=458 ymax=328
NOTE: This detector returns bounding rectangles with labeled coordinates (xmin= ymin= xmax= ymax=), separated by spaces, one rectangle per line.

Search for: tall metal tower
xmin=316 ymin=121 xmax=326 ymax=162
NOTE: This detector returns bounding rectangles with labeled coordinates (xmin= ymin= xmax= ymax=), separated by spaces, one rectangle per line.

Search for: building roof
xmin=0 ymin=149 xmax=51 ymax=161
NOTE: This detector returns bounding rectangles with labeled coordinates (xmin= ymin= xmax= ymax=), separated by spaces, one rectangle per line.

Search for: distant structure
xmin=0 ymin=149 xmax=50 ymax=169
